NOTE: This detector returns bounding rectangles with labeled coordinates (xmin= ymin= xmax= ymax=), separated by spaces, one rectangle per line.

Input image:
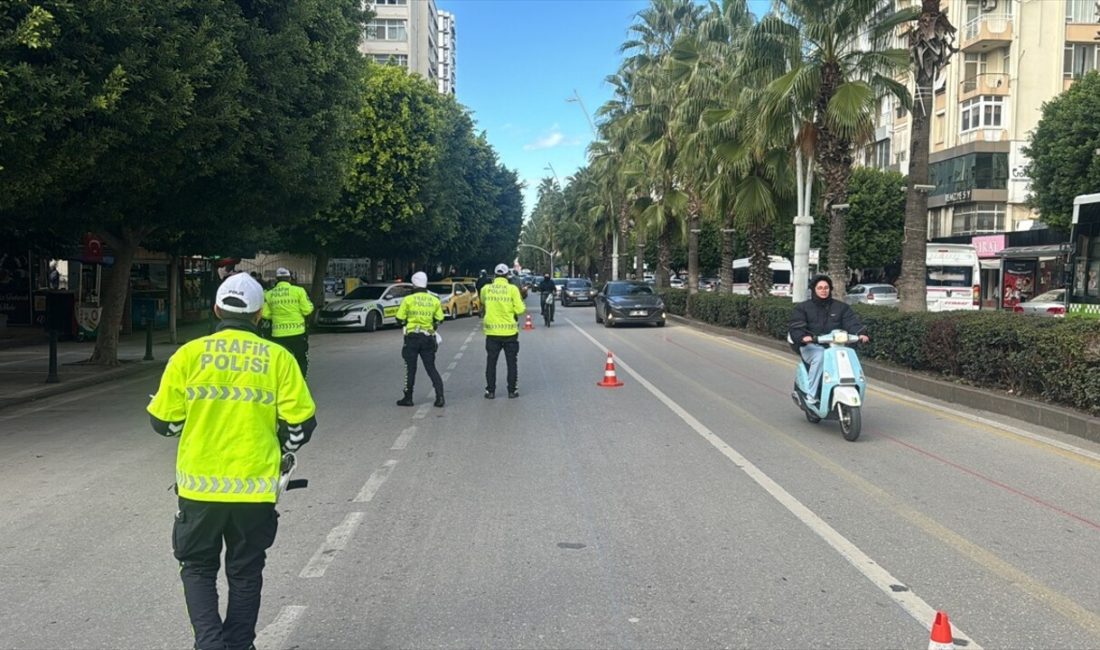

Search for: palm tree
xmin=897 ymin=1 xmax=956 ymax=311
xmin=743 ymin=0 xmax=914 ymax=297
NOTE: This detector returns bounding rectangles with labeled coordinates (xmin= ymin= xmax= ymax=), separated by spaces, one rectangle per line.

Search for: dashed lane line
xmin=299 ymin=512 xmax=365 ymax=579
xmin=355 ymin=459 xmax=398 ymax=503
xmin=253 ymin=605 xmax=307 ymax=650
xmin=391 ymin=426 xmax=417 ymax=450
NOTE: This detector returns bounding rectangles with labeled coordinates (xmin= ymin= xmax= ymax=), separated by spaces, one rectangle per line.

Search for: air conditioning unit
xmin=981 ymin=0 xmax=997 ymax=11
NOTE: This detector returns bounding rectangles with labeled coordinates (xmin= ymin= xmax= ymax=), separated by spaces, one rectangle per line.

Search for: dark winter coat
xmin=788 ymin=296 xmax=866 ymax=348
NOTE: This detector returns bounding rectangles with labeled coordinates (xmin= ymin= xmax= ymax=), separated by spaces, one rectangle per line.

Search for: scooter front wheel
xmin=838 ymin=404 xmax=861 ymax=441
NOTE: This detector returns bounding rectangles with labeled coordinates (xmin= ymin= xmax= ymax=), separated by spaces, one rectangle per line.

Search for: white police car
xmin=316 ymin=282 xmax=414 ymax=332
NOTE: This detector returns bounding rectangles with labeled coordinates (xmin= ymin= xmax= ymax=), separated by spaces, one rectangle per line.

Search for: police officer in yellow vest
xmin=262 ymin=267 xmax=314 ymax=377
xmin=148 ymin=273 xmax=317 ymax=650
xmin=395 ymin=271 xmax=445 ymax=408
xmin=480 ymin=263 xmax=526 ymax=399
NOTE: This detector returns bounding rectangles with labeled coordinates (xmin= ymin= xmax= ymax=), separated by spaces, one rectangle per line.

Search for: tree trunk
xmin=310 ymin=250 xmax=329 ymax=316
xmin=720 ymin=211 xmax=735 ymax=294
xmin=168 ymin=254 xmax=178 ymax=345
xmin=90 ymin=229 xmax=142 ymax=366
xmin=816 ymin=62 xmax=854 ymax=299
xmin=601 ymin=234 xmax=613 ymax=283
xmin=687 ymin=193 xmax=701 ymax=295
xmin=635 ymin=225 xmax=646 ymax=280
xmin=899 ymin=0 xmax=955 ymax=312
xmin=656 ymin=222 xmax=672 ymax=289
xmin=618 ymin=198 xmax=631 ymax=281
xmin=748 ymin=224 xmax=772 ymax=299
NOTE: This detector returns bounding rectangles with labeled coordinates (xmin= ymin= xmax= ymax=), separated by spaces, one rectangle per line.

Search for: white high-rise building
xmin=360 ymin=0 xmax=440 ymax=86
xmin=437 ymin=10 xmax=456 ymax=95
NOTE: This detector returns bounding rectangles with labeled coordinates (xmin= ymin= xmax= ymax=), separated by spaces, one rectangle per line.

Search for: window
xmin=865 ymin=139 xmax=891 ymax=169
xmin=929 ymin=153 xmax=1009 ymax=195
xmin=933 ymin=112 xmax=945 ymax=144
xmin=1066 ymin=0 xmax=1100 ymax=23
xmin=951 ymin=203 xmax=1005 ymax=235
xmin=962 ymin=53 xmax=987 ymax=92
xmin=370 ymin=53 xmax=408 ymax=67
xmin=365 ymin=19 xmax=407 ymax=41
xmin=960 ymin=95 xmax=1003 ymax=132
xmin=1064 ymin=44 xmax=1100 ymax=78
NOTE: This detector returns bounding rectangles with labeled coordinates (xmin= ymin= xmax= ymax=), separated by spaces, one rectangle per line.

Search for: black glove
xmin=278 ymin=416 xmax=317 ymax=452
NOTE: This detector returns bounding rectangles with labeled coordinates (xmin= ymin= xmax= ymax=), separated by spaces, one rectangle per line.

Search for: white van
xmin=926 ymin=243 xmax=980 ymax=311
xmin=732 ymin=256 xmax=793 ymax=296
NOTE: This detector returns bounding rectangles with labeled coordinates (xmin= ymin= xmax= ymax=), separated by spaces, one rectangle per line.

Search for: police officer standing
xmin=480 ymin=263 xmax=526 ymax=399
xmin=262 ymin=267 xmax=314 ymax=377
xmin=395 ymin=271 xmax=445 ymax=408
xmin=148 ymin=273 xmax=317 ymax=650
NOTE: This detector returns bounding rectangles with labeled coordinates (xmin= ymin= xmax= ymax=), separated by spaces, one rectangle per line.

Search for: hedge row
xmin=662 ymin=290 xmax=1100 ymax=415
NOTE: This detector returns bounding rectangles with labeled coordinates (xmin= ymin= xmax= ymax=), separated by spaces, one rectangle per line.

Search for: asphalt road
xmin=2 ymin=296 xmax=1100 ymax=649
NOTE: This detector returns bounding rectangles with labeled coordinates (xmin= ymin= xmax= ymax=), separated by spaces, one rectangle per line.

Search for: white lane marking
xmin=392 ymin=426 xmax=417 ymax=450
xmin=447 ymin=361 xmax=458 ymax=370
xmin=355 ymin=459 xmax=398 ymax=503
xmin=460 ymin=344 xmax=468 ymax=351
xmin=300 ymin=512 xmax=365 ymax=578
xmin=413 ymin=404 xmax=430 ymax=419
xmin=566 ymin=318 xmax=982 ymax=649
xmin=253 ymin=605 xmax=307 ymax=650
xmin=441 ymin=372 xmax=451 ymax=381
xmin=687 ymin=327 xmax=1100 ymax=463
xmin=454 ymin=352 xmax=463 ymax=360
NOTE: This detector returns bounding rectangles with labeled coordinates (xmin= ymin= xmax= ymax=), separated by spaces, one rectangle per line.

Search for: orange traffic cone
xmin=523 ymin=314 xmax=534 ymax=330
xmin=928 ymin=611 xmax=954 ymax=650
xmin=597 ymin=351 xmax=624 ymax=388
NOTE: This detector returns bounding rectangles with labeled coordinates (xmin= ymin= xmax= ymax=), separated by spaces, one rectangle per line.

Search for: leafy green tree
xmin=1024 ymin=70 xmax=1100 ymax=232
xmin=810 ymin=168 xmax=906 ymax=273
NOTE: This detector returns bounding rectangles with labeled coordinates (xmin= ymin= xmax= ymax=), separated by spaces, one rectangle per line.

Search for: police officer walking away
xmin=480 ymin=263 xmax=526 ymax=399
xmin=148 ymin=272 xmax=317 ymax=650
xmin=263 ymin=267 xmax=314 ymax=377
xmin=395 ymin=271 xmax=445 ymax=408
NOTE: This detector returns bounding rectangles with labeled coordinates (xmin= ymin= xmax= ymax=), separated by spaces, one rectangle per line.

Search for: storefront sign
xmin=945 ymin=189 xmax=972 ymax=205
xmin=1008 ymin=140 xmax=1032 ymax=205
xmin=972 ymin=234 xmax=1006 ymax=257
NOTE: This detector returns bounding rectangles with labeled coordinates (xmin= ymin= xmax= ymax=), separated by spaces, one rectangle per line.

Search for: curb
xmin=669 ymin=314 xmax=1100 ymax=443
xmin=0 ymin=359 xmax=167 ymax=413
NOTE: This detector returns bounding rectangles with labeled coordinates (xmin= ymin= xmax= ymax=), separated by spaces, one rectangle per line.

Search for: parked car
xmin=595 ymin=281 xmax=667 ymax=327
xmin=845 ymin=284 xmax=899 ymax=307
xmin=700 ymin=277 xmax=720 ymax=292
xmin=669 ymin=276 xmax=685 ymax=289
xmin=428 ymin=282 xmax=477 ymax=319
xmin=561 ymin=278 xmax=596 ymax=306
xmin=316 ymin=282 xmax=414 ymax=331
xmin=1012 ymin=288 xmax=1066 ymax=317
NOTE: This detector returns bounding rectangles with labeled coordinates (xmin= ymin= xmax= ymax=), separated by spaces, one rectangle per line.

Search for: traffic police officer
xmin=262 ymin=267 xmax=314 ymax=377
xmin=395 ymin=271 xmax=445 ymax=408
xmin=480 ymin=263 xmax=526 ymax=399
xmin=148 ymin=272 xmax=317 ymax=650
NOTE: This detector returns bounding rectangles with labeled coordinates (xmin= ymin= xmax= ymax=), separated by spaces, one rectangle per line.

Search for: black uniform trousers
xmin=402 ymin=333 xmax=444 ymax=396
xmin=173 ymin=497 xmax=278 ymax=650
xmin=485 ymin=334 xmax=519 ymax=393
xmin=272 ymin=333 xmax=308 ymax=377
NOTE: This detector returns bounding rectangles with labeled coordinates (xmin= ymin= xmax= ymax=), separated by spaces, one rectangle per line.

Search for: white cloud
xmin=523 ymin=131 xmax=566 ymax=151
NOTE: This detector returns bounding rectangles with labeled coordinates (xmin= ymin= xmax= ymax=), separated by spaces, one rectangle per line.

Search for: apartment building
xmin=361 ymin=0 xmax=441 ymax=85
xmin=437 ymin=10 xmax=456 ymax=95
xmin=866 ymin=0 xmax=1100 ymax=239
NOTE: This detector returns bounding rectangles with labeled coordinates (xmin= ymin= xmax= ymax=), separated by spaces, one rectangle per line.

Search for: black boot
xmin=396 ymin=392 xmax=414 ymax=407
xmin=434 ymin=392 xmax=445 ymax=408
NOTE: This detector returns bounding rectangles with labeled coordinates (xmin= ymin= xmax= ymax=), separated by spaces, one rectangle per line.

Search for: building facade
xmin=865 ymin=0 xmax=1100 ymax=239
xmin=360 ymin=0 xmax=440 ymax=86
xmin=437 ymin=10 xmax=456 ymax=95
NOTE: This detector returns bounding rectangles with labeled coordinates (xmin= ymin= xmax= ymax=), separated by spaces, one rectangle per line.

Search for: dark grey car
xmin=562 ymin=278 xmax=595 ymax=306
xmin=595 ymin=281 xmax=667 ymax=327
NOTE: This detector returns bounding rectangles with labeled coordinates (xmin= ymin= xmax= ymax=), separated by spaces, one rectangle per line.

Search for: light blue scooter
xmin=789 ymin=329 xmax=867 ymax=441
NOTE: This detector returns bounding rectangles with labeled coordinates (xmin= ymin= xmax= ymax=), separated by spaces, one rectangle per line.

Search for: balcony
xmin=961 ymin=11 xmax=1013 ymax=52
xmin=959 ymin=73 xmax=1011 ymax=101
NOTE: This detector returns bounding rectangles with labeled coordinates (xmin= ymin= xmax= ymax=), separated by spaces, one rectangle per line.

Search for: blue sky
xmin=436 ymin=0 xmax=770 ymax=217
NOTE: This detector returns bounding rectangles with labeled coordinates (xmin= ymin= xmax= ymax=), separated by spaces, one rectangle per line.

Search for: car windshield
xmin=870 ymin=286 xmax=897 ymax=295
xmin=566 ymin=280 xmax=591 ymax=289
xmin=608 ymin=283 xmax=654 ymax=297
xmin=426 ymin=284 xmax=454 ymax=295
xmin=1031 ymin=289 xmax=1064 ymax=303
xmin=345 ymin=286 xmax=386 ymax=300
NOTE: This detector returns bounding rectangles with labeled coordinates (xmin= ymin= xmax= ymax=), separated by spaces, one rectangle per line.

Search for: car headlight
xmin=347 ymin=306 xmax=366 ymax=313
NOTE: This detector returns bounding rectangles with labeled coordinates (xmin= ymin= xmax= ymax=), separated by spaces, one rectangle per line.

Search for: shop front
xmin=994 ymin=244 xmax=1070 ymax=310
xmin=972 ymin=234 xmax=1005 ymax=309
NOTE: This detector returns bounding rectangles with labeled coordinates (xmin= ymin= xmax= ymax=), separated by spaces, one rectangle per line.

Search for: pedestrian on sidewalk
xmin=480 ymin=263 xmax=525 ymax=399
xmin=394 ymin=271 xmax=445 ymax=408
xmin=148 ymin=272 xmax=317 ymax=650
xmin=262 ymin=268 xmax=313 ymax=377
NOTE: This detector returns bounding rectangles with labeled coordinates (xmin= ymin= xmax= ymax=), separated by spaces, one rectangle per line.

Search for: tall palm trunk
xmin=748 ymin=224 xmax=773 ymax=299
xmin=601 ymin=234 xmax=613 ymax=283
xmin=635 ymin=225 xmax=646 ymax=280
xmin=816 ymin=63 xmax=854 ymax=299
xmin=619 ymin=199 xmax=631 ymax=281
xmin=687 ymin=190 xmax=702 ymax=295
xmin=720 ymin=211 xmax=735 ymax=294
xmin=899 ymin=0 xmax=956 ymax=312
xmin=657 ymin=222 xmax=672 ymax=289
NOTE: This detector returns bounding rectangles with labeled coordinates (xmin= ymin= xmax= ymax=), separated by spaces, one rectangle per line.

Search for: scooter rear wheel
xmin=838 ymin=404 xmax=861 ymax=441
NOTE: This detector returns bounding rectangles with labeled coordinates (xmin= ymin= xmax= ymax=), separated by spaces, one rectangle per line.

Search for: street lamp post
xmin=518 ymin=243 xmax=554 ymax=276
xmin=568 ymin=89 xmax=620 ymax=281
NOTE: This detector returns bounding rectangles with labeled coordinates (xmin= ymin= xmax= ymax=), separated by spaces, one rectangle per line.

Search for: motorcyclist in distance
xmin=788 ymin=275 xmax=869 ymax=406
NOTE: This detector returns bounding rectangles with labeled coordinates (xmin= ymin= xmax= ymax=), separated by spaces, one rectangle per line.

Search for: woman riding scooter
xmin=788 ymin=275 xmax=869 ymax=407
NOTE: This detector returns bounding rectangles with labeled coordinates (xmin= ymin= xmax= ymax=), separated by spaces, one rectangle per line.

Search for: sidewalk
xmin=0 ymin=320 xmax=213 ymax=411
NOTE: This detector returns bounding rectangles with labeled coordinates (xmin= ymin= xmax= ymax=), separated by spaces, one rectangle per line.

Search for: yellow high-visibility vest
xmin=263 ymin=282 xmax=314 ymax=337
xmin=480 ymin=277 xmax=525 ymax=337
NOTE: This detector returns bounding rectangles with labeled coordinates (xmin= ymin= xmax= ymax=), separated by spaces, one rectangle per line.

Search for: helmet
xmin=479 ymin=269 xmax=487 ymax=276
xmin=494 ymin=263 xmax=509 ymax=276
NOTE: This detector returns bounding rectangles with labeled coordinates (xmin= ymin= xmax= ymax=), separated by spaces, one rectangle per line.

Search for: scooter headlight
xmin=833 ymin=331 xmax=849 ymax=344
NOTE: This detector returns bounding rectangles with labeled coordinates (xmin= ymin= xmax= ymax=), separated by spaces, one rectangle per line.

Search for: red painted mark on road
xmin=659 ymin=334 xmax=1100 ymax=533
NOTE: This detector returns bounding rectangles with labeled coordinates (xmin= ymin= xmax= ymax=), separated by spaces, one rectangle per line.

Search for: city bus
xmin=731 ymin=256 xmax=793 ymax=296
xmin=926 ymin=243 xmax=981 ymax=311
xmin=1068 ymin=193 xmax=1100 ymax=317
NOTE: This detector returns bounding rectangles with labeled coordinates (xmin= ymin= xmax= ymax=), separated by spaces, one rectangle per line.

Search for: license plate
xmin=630 ymin=310 xmax=647 ymax=316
